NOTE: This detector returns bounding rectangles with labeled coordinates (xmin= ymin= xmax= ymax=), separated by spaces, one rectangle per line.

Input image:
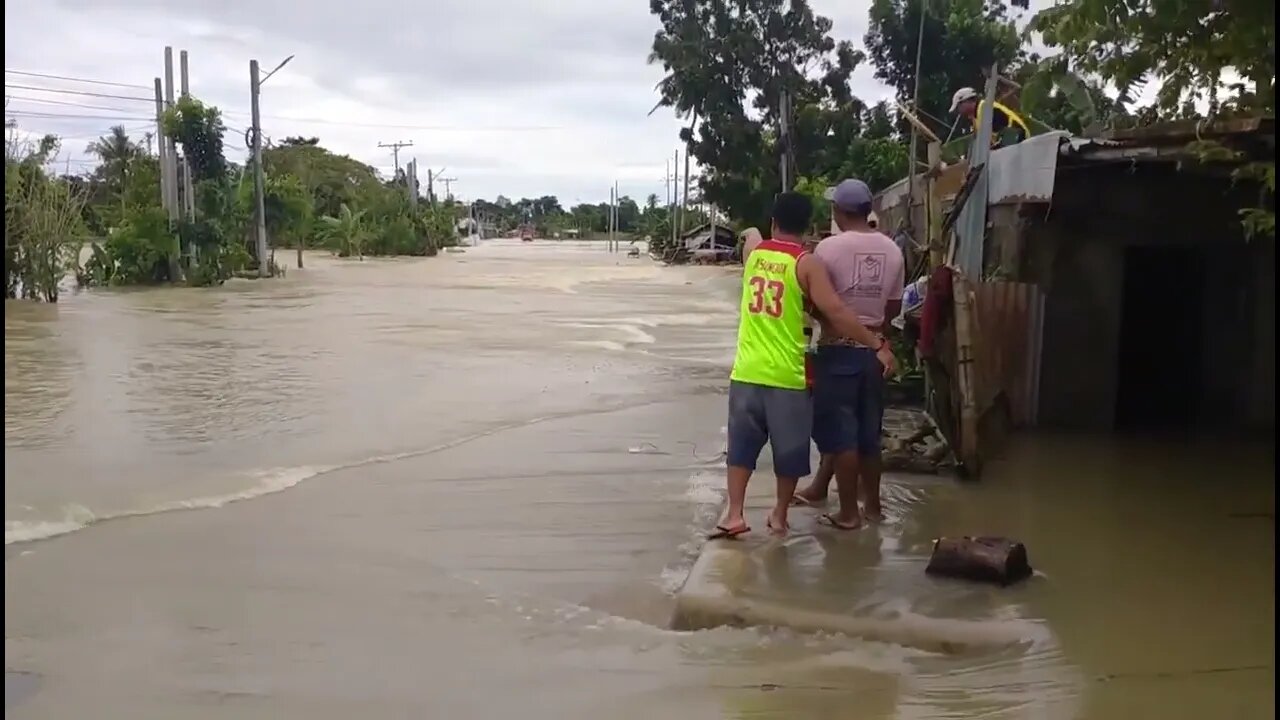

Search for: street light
xmin=260 ymin=55 xmax=295 ymax=86
xmin=250 ymin=54 xmax=294 ymax=276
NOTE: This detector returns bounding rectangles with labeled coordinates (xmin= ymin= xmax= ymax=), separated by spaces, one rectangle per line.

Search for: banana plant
xmin=318 ymin=203 xmax=369 ymax=260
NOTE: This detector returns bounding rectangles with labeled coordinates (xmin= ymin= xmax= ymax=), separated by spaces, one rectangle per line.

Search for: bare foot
xmin=791 ymin=486 xmax=828 ymax=507
xmin=863 ymin=505 xmax=884 ymax=522
xmin=765 ymin=509 xmax=790 ymax=536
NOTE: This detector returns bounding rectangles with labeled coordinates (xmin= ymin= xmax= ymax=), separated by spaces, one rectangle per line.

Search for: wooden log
xmin=926 ymin=536 xmax=1032 ymax=586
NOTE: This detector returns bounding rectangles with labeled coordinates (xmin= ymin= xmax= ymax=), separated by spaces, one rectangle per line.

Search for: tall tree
xmin=85 ymin=125 xmax=141 ymax=210
xmin=1032 ymin=0 xmax=1274 ymax=118
xmin=648 ymin=0 xmax=863 ymax=227
xmin=864 ymin=0 xmax=1025 ymax=133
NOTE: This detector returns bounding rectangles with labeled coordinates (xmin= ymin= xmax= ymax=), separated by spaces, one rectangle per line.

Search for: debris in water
xmin=926 ymin=536 xmax=1033 ymax=586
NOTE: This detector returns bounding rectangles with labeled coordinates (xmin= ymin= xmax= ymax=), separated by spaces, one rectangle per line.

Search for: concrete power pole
xmin=250 ymin=59 xmax=270 ymax=277
xmin=406 ymin=159 xmax=418 ymax=205
xmin=671 ymin=149 xmax=679 ymax=249
xmin=613 ymin=180 xmax=620 ymax=252
xmin=778 ymin=88 xmax=791 ymax=192
xmin=378 ymin=140 xmax=413 ymax=180
xmin=163 ymin=48 xmax=179 ymax=226
xmin=665 ymin=159 xmax=671 ymax=208
xmin=153 ymin=78 xmax=170 ymax=219
xmin=179 ymin=50 xmax=194 ymax=222
xmin=681 ymin=146 xmax=691 ymax=236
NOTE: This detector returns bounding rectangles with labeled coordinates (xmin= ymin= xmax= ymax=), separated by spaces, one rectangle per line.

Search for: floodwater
xmin=4 ymin=240 xmax=1274 ymax=719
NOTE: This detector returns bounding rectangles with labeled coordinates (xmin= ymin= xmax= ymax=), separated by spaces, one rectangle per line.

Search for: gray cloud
xmin=7 ymin=0 xmax=898 ymax=203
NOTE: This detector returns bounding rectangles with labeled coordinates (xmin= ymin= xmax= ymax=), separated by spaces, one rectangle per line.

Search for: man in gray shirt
xmin=794 ymin=179 xmax=904 ymax=529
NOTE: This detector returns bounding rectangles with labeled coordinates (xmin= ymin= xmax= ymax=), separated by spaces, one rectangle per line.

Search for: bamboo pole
xmin=952 ymin=270 xmax=980 ymax=476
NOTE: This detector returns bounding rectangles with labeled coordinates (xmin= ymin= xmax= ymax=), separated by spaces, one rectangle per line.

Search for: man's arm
xmin=883 ymin=244 xmax=907 ymax=334
xmin=740 ymin=228 xmax=763 ymax=261
xmin=796 ymin=254 xmax=879 ymax=348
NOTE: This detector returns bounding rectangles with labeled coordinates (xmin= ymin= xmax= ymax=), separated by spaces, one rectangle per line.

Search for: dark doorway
xmin=1115 ymin=245 xmax=1206 ymax=429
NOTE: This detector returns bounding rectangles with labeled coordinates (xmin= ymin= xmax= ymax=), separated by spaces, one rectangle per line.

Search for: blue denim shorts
xmin=811 ymin=346 xmax=885 ymax=456
xmin=726 ymin=380 xmax=812 ymax=479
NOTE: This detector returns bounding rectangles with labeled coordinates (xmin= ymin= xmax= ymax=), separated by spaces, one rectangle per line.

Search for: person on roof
xmin=950 ymin=87 xmax=1030 ymax=148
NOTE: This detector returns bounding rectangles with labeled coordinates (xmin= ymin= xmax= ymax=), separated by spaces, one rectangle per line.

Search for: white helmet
xmin=950 ymin=87 xmax=980 ymax=112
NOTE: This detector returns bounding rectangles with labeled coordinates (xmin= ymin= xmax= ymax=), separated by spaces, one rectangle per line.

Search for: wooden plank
xmin=926 ymin=142 xmax=945 ymax=270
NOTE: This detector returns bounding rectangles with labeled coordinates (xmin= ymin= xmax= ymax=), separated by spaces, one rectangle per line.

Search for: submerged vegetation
xmin=5 ymin=102 xmax=460 ymax=302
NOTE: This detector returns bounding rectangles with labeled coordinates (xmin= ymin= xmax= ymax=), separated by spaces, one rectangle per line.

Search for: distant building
xmin=674 ymin=223 xmax=738 ymax=264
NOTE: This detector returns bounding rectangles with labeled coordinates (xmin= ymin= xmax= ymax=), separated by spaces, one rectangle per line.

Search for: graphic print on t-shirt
xmin=852 ymin=252 xmax=887 ymax=298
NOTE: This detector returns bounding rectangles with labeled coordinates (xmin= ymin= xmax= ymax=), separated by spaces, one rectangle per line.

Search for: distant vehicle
xmin=519 ymin=224 xmax=534 ymax=242
xmin=627 ymin=246 xmax=641 ymax=258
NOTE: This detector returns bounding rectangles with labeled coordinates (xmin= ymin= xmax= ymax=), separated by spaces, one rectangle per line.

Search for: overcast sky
xmin=5 ymin=0 xmax=947 ymax=205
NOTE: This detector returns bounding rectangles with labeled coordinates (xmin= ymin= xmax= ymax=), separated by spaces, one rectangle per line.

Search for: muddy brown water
xmin=5 ymin=241 xmax=1274 ymax=718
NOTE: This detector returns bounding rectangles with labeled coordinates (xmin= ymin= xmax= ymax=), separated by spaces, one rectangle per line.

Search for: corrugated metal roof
xmin=872 ymin=132 xmax=1068 ymax=208
xmin=984 ymin=130 xmax=1067 ymax=203
xmin=869 ymin=117 xmax=1274 ymax=217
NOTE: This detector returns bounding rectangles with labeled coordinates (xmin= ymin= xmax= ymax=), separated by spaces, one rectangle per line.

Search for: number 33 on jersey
xmin=730 ymin=239 xmax=809 ymax=390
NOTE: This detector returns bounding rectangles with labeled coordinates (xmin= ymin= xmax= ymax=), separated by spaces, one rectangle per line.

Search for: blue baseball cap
xmin=826 ymin=178 xmax=874 ymax=213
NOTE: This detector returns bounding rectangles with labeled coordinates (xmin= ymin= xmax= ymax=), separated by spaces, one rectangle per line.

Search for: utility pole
xmin=438 ymin=176 xmax=457 ymax=200
xmin=406 ymin=159 xmax=418 ymax=205
xmin=613 ymin=180 xmax=620 ymax=252
xmin=671 ymin=149 xmax=679 ymax=249
xmin=378 ymin=140 xmax=413 ymax=179
xmin=153 ymin=77 xmax=170 ymax=220
xmin=664 ymin=159 xmax=671 ymax=249
xmin=250 ymin=59 xmax=269 ymax=277
xmin=242 ymin=54 xmax=293 ymax=276
xmin=609 ymin=186 xmax=615 ymax=252
xmin=179 ymin=50 xmax=194 ymax=222
xmin=163 ymin=47 xmax=179 ymax=226
xmin=778 ymin=88 xmax=791 ymax=192
xmin=681 ymin=147 xmax=691 ymax=236
xmin=664 ymin=159 xmax=671 ymax=209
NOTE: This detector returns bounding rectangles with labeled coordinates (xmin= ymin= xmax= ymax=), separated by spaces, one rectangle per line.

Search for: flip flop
xmin=818 ymin=513 xmax=863 ymax=531
xmin=789 ymin=495 xmax=823 ymax=508
xmin=707 ymin=524 xmax=750 ymax=540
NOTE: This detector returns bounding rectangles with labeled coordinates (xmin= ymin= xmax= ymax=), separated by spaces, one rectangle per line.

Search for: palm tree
xmin=85 ymin=126 xmax=140 ymax=212
xmin=318 ymin=203 xmax=368 ymax=260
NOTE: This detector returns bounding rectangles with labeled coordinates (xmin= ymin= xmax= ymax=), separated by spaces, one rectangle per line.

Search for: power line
xmin=5 ymin=95 xmax=140 ymax=114
xmin=5 ymin=69 xmax=151 ymax=90
xmin=5 ymin=110 xmax=155 ymax=122
xmin=4 ymin=83 xmax=153 ymax=103
xmin=7 ymin=71 xmax=570 ymax=132
xmin=225 ymin=109 xmax=562 ymax=132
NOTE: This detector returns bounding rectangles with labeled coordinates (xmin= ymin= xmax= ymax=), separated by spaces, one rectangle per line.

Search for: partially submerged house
xmin=664 ymin=223 xmax=738 ymax=264
xmin=872 ymin=117 xmax=1274 ymax=471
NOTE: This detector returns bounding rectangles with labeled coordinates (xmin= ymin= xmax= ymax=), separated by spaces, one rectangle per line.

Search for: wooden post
xmin=926 ymin=141 xmax=944 ymax=270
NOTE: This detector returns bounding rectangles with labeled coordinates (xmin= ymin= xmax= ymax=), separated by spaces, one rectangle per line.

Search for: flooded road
xmin=5 ymin=241 xmax=1274 ymax=718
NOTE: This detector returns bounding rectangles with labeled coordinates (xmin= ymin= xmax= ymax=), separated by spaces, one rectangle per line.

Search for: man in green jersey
xmin=711 ymin=193 xmax=894 ymax=539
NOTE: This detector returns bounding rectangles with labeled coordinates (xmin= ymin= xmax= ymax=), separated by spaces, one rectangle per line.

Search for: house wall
xmin=1020 ymin=162 xmax=1273 ymax=432
xmin=1022 ymin=222 xmax=1124 ymax=430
